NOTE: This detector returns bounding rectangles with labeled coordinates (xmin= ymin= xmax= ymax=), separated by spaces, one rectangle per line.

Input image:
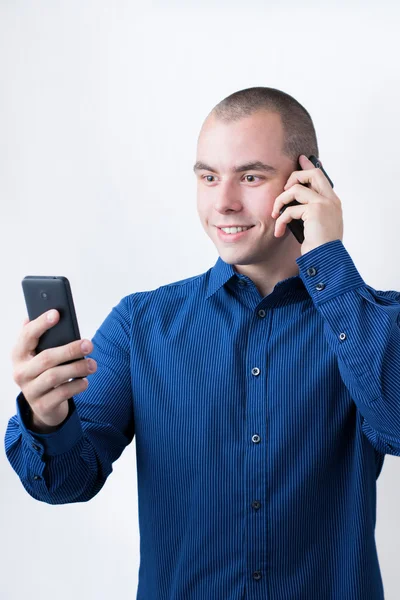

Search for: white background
xmin=1 ymin=1 xmax=400 ymax=598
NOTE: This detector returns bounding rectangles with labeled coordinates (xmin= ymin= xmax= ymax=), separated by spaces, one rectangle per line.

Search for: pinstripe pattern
xmin=5 ymin=239 xmax=400 ymax=599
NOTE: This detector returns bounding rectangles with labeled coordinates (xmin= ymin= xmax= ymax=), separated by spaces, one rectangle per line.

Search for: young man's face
xmin=195 ymin=110 xmax=298 ymax=267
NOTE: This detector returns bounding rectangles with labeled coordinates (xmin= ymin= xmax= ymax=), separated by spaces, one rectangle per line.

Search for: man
xmin=5 ymin=86 xmax=400 ymax=599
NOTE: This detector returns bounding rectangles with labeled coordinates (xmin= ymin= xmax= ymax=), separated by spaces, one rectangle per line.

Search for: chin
xmin=216 ymin=246 xmax=260 ymax=264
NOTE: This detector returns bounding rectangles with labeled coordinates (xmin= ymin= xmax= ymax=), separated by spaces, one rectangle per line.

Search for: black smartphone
xmin=278 ymin=154 xmax=334 ymax=244
xmin=21 ymin=276 xmax=83 ymax=369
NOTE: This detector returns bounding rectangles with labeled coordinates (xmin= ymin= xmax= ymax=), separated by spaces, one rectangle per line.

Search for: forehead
xmin=197 ymin=110 xmax=284 ymax=161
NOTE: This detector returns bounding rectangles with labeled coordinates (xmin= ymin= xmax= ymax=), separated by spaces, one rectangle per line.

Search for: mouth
xmin=216 ymin=225 xmax=256 ymax=242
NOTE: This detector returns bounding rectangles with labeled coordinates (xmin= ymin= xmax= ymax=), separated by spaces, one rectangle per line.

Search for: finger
xmin=298 ymin=154 xmax=316 ymax=169
xmin=284 ymin=166 xmax=329 ymax=195
xmin=274 ymin=204 xmax=304 ymax=237
xmin=23 ymin=353 xmax=95 ymax=401
xmin=19 ymin=337 xmax=94 ymax=385
xmin=13 ymin=309 xmax=61 ymax=362
xmin=26 ymin=377 xmax=89 ymax=421
xmin=284 ymin=168 xmax=314 ymax=188
xmin=272 ymin=184 xmax=320 ymax=217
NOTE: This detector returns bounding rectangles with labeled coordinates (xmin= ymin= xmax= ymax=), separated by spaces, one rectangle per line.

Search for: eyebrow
xmin=193 ymin=160 xmax=278 ymax=174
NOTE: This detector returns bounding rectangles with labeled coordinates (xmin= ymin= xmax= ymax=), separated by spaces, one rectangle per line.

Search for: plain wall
xmin=1 ymin=1 xmax=400 ymax=598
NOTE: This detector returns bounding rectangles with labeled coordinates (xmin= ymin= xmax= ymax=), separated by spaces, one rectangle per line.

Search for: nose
xmin=213 ymin=181 xmax=243 ymax=214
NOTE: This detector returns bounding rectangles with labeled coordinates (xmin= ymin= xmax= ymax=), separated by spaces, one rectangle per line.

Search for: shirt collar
xmin=205 ymin=255 xmax=307 ymax=300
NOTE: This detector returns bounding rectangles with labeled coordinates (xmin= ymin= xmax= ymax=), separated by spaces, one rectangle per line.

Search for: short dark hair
xmin=209 ymin=86 xmax=319 ymax=169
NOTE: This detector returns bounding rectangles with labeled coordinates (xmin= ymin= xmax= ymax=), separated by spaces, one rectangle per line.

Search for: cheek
xmin=196 ymin=195 xmax=213 ymax=219
xmin=196 ymin=207 xmax=210 ymax=232
xmin=196 ymin=201 xmax=206 ymax=220
xmin=252 ymin=195 xmax=275 ymax=221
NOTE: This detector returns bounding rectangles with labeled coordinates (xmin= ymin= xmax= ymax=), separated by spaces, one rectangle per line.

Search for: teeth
xmin=221 ymin=226 xmax=250 ymax=234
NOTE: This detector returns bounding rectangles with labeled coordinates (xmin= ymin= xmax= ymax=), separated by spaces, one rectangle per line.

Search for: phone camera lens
xmin=41 ymin=292 xmax=48 ymax=299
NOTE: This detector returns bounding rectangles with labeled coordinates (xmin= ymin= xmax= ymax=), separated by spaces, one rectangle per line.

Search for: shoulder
xmin=373 ymin=288 xmax=400 ymax=302
xmin=124 ymin=268 xmax=212 ymax=314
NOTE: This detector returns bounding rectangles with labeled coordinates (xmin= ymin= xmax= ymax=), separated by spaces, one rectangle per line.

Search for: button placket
xmin=246 ymin=309 xmax=269 ymax=587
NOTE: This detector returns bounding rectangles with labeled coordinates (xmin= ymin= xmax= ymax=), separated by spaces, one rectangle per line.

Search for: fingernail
xmin=81 ymin=341 xmax=90 ymax=353
xmin=47 ymin=310 xmax=56 ymax=322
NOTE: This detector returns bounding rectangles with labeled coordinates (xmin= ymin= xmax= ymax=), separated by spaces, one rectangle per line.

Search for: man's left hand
xmin=271 ymin=154 xmax=344 ymax=256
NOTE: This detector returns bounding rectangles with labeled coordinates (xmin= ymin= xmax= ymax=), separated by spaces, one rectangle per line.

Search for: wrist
xmin=28 ymin=403 xmax=71 ymax=433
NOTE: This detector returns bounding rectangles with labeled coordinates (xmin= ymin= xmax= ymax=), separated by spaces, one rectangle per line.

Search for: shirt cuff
xmin=16 ymin=391 xmax=84 ymax=456
xmin=296 ymin=239 xmax=366 ymax=306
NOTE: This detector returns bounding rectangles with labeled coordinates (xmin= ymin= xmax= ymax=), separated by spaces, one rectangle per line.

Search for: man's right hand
xmin=11 ymin=310 xmax=97 ymax=430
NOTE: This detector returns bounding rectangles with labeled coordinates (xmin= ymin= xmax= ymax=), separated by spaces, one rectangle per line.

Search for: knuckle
xmin=39 ymin=350 xmax=53 ymax=371
xmin=12 ymin=365 xmax=23 ymax=385
xmin=16 ymin=330 xmax=28 ymax=354
xmin=51 ymin=384 xmax=66 ymax=405
xmin=19 ymin=322 xmax=28 ymax=339
xmin=70 ymin=342 xmax=79 ymax=360
xmin=44 ymin=369 xmax=58 ymax=389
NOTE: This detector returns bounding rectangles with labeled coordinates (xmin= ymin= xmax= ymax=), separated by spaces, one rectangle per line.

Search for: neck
xmin=233 ymin=231 xmax=301 ymax=298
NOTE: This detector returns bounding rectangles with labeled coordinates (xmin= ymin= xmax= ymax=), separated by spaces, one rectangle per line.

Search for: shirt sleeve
xmin=4 ymin=294 xmax=135 ymax=504
xmin=296 ymin=239 xmax=400 ymax=457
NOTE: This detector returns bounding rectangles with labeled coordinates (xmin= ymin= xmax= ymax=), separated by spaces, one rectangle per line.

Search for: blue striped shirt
xmin=5 ymin=239 xmax=400 ymax=599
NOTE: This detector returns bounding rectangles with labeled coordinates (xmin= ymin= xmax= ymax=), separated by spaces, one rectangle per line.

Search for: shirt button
xmin=257 ymin=309 xmax=266 ymax=318
xmin=252 ymin=571 xmax=262 ymax=580
xmin=32 ymin=444 xmax=40 ymax=451
xmin=33 ymin=475 xmax=42 ymax=480
xmin=238 ymin=279 xmax=246 ymax=287
xmin=252 ymin=434 xmax=261 ymax=443
xmin=251 ymin=367 xmax=260 ymax=376
xmin=316 ymin=282 xmax=325 ymax=291
xmin=307 ymin=267 xmax=317 ymax=276
xmin=339 ymin=332 xmax=346 ymax=341
xmin=252 ymin=500 xmax=261 ymax=510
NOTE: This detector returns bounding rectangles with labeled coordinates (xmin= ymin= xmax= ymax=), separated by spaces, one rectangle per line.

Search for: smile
xmin=216 ymin=225 xmax=255 ymax=241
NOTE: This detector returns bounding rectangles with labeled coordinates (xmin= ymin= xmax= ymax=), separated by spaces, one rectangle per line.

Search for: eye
xmin=201 ymin=174 xmax=262 ymax=183
xmin=243 ymin=175 xmax=262 ymax=183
